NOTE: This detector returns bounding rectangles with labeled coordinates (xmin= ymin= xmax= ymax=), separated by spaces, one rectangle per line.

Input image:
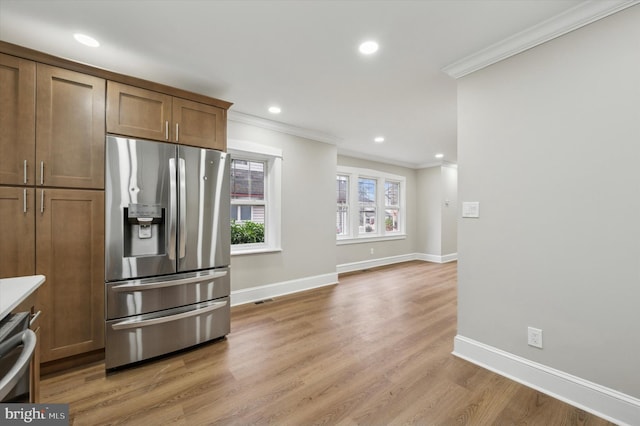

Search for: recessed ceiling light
xmin=435 ymin=153 xmax=444 ymax=159
xmin=268 ymin=106 xmax=281 ymax=114
xmin=73 ymin=33 xmax=100 ymax=47
xmin=359 ymin=41 xmax=379 ymax=55
xmin=374 ymin=136 xmax=385 ymax=143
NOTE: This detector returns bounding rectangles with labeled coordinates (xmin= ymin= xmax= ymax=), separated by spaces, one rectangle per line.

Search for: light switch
xmin=462 ymin=201 xmax=480 ymax=218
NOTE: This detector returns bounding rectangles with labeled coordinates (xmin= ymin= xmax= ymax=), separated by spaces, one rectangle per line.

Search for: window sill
xmin=336 ymin=234 xmax=407 ymax=245
xmin=231 ymin=246 xmax=282 ymax=256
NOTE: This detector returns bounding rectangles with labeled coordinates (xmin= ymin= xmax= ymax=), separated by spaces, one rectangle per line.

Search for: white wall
xmin=416 ymin=165 xmax=458 ymax=258
xmin=416 ymin=167 xmax=441 ymax=255
xmin=228 ymin=120 xmax=337 ymax=293
xmin=441 ymin=165 xmax=457 ymax=256
xmin=457 ymin=4 xmax=640 ymax=400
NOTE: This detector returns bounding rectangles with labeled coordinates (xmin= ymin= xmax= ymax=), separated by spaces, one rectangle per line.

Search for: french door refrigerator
xmin=104 ymin=135 xmax=230 ymax=369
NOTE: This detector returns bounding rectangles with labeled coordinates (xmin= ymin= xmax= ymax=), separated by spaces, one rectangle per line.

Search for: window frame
xmin=228 ymin=139 xmax=282 ymax=255
xmin=230 ymin=158 xmax=266 ymax=224
xmin=336 ymin=174 xmax=350 ymax=237
xmin=336 ymin=166 xmax=406 ymax=244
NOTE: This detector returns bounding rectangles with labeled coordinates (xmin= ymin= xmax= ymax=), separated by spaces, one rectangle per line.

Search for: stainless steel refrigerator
xmin=104 ymin=135 xmax=230 ymax=369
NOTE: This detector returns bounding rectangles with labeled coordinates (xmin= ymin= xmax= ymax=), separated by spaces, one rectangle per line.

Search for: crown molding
xmin=228 ymin=110 xmax=342 ymax=145
xmin=337 ymin=147 xmax=423 ymax=170
xmin=338 ymin=148 xmax=458 ymax=170
xmin=442 ymin=0 xmax=640 ymax=79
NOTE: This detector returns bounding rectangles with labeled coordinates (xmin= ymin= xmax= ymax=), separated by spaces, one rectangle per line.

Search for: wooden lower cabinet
xmin=31 ymin=324 xmax=40 ymax=402
xmin=35 ymin=188 xmax=104 ymax=363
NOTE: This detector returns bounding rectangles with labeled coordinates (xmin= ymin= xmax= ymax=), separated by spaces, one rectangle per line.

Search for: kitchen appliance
xmin=0 ymin=312 xmax=36 ymax=402
xmin=105 ymin=135 xmax=230 ymax=369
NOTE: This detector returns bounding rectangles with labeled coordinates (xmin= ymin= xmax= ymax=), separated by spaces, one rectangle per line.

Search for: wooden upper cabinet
xmin=106 ymin=81 xmax=172 ymax=141
xmin=173 ymin=97 xmax=226 ymax=151
xmin=0 ymin=186 xmax=35 ymax=278
xmin=107 ymin=81 xmax=226 ymax=150
xmin=36 ymin=64 xmax=105 ymax=189
xmin=0 ymin=53 xmax=35 ymax=186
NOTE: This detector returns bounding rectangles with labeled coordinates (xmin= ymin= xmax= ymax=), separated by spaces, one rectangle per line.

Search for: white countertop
xmin=0 ymin=275 xmax=45 ymax=320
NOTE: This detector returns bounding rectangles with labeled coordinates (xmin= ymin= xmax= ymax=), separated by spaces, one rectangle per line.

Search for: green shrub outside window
xmin=231 ymin=220 xmax=265 ymax=245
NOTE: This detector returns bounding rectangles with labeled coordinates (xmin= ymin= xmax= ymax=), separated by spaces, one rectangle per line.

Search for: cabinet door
xmin=173 ymin=97 xmax=226 ymax=150
xmin=106 ymin=81 xmax=172 ymax=141
xmin=36 ymin=64 xmax=105 ymax=189
xmin=36 ymin=188 xmax=105 ymax=362
xmin=30 ymin=325 xmax=40 ymax=403
xmin=0 ymin=53 xmax=35 ymax=186
xmin=0 ymin=187 xmax=35 ymax=278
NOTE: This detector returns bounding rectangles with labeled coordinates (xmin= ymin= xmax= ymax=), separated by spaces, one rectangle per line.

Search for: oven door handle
xmin=0 ymin=330 xmax=36 ymax=401
xmin=111 ymin=301 xmax=227 ymax=331
xmin=111 ymin=270 xmax=228 ymax=292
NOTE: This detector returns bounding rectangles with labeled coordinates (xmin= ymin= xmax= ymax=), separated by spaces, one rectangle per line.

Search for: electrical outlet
xmin=527 ymin=327 xmax=543 ymax=349
xmin=370 ymin=248 xmax=375 ymax=255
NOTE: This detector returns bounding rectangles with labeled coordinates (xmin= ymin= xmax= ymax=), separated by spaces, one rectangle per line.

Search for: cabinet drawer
xmin=105 ymin=297 xmax=230 ymax=369
xmin=106 ymin=268 xmax=230 ymax=319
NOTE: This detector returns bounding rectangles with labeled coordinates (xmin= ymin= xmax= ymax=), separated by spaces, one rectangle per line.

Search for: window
xmin=385 ymin=181 xmax=400 ymax=232
xmin=337 ymin=166 xmax=406 ymax=243
xmin=231 ymin=159 xmax=266 ymax=227
xmin=336 ymin=175 xmax=349 ymax=236
xmin=228 ymin=139 xmax=282 ymax=254
xmin=358 ymin=178 xmax=377 ymax=234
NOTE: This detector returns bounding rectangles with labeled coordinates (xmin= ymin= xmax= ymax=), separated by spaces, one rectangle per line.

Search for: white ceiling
xmin=0 ymin=0 xmax=589 ymax=168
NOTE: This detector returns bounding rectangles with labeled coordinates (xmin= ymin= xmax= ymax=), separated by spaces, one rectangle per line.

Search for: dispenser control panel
xmin=128 ymin=204 xmax=163 ymax=220
xmin=127 ymin=204 xmax=163 ymax=239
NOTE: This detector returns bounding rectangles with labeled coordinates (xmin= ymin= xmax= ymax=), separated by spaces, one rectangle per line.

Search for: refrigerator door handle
xmin=168 ymin=158 xmax=177 ymax=260
xmin=110 ymin=301 xmax=227 ymax=330
xmin=179 ymin=157 xmax=187 ymax=259
xmin=112 ymin=270 xmax=228 ymax=292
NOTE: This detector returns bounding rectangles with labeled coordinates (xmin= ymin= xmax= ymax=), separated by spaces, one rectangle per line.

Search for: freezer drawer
xmin=105 ymin=297 xmax=230 ymax=369
xmin=106 ymin=268 xmax=230 ymax=319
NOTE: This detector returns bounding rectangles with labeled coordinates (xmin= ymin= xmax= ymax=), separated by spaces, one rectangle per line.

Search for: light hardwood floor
xmin=41 ymin=261 xmax=614 ymax=425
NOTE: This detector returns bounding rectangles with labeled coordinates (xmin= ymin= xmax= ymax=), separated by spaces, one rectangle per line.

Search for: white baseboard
xmin=453 ymin=335 xmax=640 ymax=426
xmin=230 ymin=272 xmax=338 ymax=306
xmin=440 ymin=252 xmax=458 ymax=263
xmin=231 ymin=253 xmax=458 ymax=306
xmin=336 ymin=253 xmax=417 ymax=274
xmin=337 ymin=252 xmax=458 ymax=274
xmin=415 ymin=252 xmax=458 ymax=264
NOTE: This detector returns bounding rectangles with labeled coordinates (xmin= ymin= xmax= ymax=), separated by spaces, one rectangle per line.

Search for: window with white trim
xmin=228 ymin=139 xmax=282 ymax=255
xmin=358 ymin=177 xmax=377 ymax=234
xmin=336 ymin=175 xmax=349 ymax=236
xmin=384 ymin=180 xmax=400 ymax=232
xmin=337 ymin=166 xmax=406 ymax=243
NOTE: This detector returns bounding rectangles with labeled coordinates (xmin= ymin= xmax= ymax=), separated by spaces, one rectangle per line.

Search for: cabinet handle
xmin=165 ymin=120 xmax=169 ymax=140
xmin=30 ymin=310 xmax=41 ymax=327
xmin=23 ymin=160 xmax=28 ymax=184
xmin=111 ymin=300 xmax=227 ymax=330
xmin=23 ymin=189 xmax=27 ymax=213
xmin=40 ymin=190 xmax=44 ymax=214
xmin=176 ymin=123 xmax=179 ymax=142
xmin=40 ymin=161 xmax=44 ymax=185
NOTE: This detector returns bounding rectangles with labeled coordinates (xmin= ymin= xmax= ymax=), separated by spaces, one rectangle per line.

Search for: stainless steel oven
xmin=0 ymin=312 xmax=36 ymax=402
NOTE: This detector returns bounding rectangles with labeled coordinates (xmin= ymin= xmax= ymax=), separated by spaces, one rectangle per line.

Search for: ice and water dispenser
xmin=123 ymin=203 xmax=166 ymax=257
